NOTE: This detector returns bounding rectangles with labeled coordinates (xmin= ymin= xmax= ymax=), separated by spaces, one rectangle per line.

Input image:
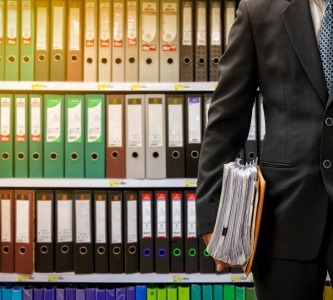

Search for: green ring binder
xmin=203 ymin=249 xmax=210 ymax=257
xmin=173 ymin=248 xmax=182 ymax=257
xmin=188 ymin=248 xmax=197 ymax=257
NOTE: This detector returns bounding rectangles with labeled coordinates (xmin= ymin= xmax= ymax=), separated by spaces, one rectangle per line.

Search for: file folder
xmin=245 ymin=287 xmax=255 ymax=300
xmin=202 ymin=286 xmax=212 ymax=300
xmin=154 ymin=190 xmax=170 ymax=273
xmin=5 ymin=0 xmax=19 ymax=81
xmin=44 ymin=94 xmax=64 ymax=178
xmin=194 ymin=0 xmax=208 ymax=81
xmin=157 ymin=288 xmax=166 ymax=300
xmin=14 ymin=94 xmax=29 ymax=178
xmin=34 ymin=289 xmax=44 ymax=300
xmin=245 ymin=102 xmax=257 ymax=163
xmin=124 ymin=190 xmax=139 ymax=273
xmin=23 ymin=288 xmax=33 ymax=300
xmin=208 ymin=0 xmax=222 ymax=81
xmin=125 ymin=94 xmax=146 ymax=179
xmin=74 ymin=190 xmax=93 ymax=274
xmin=170 ymin=191 xmax=184 ymax=273
xmin=160 ymin=0 xmax=179 ymax=82
xmin=29 ymin=94 xmax=43 ymax=178
xmin=127 ymin=287 xmax=135 ymax=300
xmin=96 ymin=289 xmax=106 ymax=300
xmin=50 ymin=0 xmax=66 ymax=81
xmin=65 ymin=288 xmax=76 ymax=300
xmin=147 ymin=287 xmax=157 ymax=300
xmin=35 ymin=0 xmax=50 ymax=81
xmin=15 ymin=189 xmax=34 ymax=274
xmin=0 ymin=94 xmax=13 ymax=178
xmin=84 ymin=0 xmax=98 ymax=82
xmin=138 ymin=190 xmax=154 ymax=273
xmin=67 ymin=0 xmax=83 ymax=82
xmin=139 ymin=0 xmax=159 ymax=82
xmin=136 ymin=286 xmax=147 ymax=300
xmin=0 ymin=189 xmax=15 ymax=273
xmin=86 ymin=288 xmax=96 ymax=300
xmin=125 ymin=0 xmax=139 ymax=82
xmin=179 ymin=0 xmax=194 ymax=82
xmin=94 ymin=190 xmax=109 ymax=273
xmin=112 ymin=0 xmax=125 ymax=81
xmin=35 ymin=190 xmax=54 ymax=273
xmin=146 ymin=95 xmax=166 ymax=179
xmin=20 ymin=0 xmax=35 ymax=81
xmin=166 ymin=95 xmax=185 ymax=178
xmin=44 ymin=289 xmax=55 ymax=300
xmin=184 ymin=190 xmax=198 ymax=273
xmin=55 ymin=190 xmax=74 ymax=273
xmin=108 ymin=190 xmax=124 ymax=273
xmin=235 ymin=287 xmax=245 ymax=300
xmin=56 ymin=289 xmax=65 ymax=300
xmin=76 ymin=289 xmax=85 ymax=300
xmin=12 ymin=289 xmax=23 ymax=300
xmin=223 ymin=285 xmax=235 ymax=300
xmin=85 ymin=94 xmax=105 ymax=178
xmin=213 ymin=285 xmax=223 ymax=300
xmin=258 ymin=93 xmax=265 ymax=161
xmin=185 ymin=94 xmax=202 ymax=178
xmin=116 ymin=289 xmax=125 ymax=300
xmin=0 ymin=0 xmax=5 ymax=81
xmin=98 ymin=0 xmax=112 ymax=82
xmin=223 ymin=0 xmax=236 ymax=52
xmin=106 ymin=289 xmax=115 ymax=300
xmin=191 ymin=285 xmax=201 ymax=300
xmin=166 ymin=286 xmax=177 ymax=300
xmin=178 ymin=286 xmax=190 ymax=300
xmin=65 ymin=95 xmax=85 ymax=178
xmin=106 ymin=95 xmax=126 ymax=178
xmin=199 ymin=238 xmax=214 ymax=273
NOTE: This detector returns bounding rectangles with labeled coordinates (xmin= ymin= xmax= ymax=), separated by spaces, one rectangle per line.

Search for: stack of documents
xmin=207 ymin=159 xmax=265 ymax=275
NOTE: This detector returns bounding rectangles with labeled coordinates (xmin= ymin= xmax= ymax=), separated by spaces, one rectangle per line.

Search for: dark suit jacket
xmin=196 ymin=0 xmax=333 ymax=261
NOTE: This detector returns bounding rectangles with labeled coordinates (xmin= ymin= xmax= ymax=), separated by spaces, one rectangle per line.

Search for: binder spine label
xmin=31 ymin=98 xmax=41 ymax=142
xmin=111 ymin=200 xmax=122 ymax=243
xmin=172 ymin=194 xmax=181 ymax=238
xmin=1 ymin=198 xmax=11 ymax=242
xmin=142 ymin=194 xmax=152 ymax=238
xmin=142 ymin=2 xmax=157 ymax=51
xmin=67 ymin=98 xmax=82 ymax=143
xmin=211 ymin=2 xmax=221 ymax=46
xmin=188 ymin=97 xmax=202 ymax=144
xmin=22 ymin=1 xmax=32 ymax=45
xmin=197 ymin=2 xmax=206 ymax=46
xmin=182 ymin=3 xmax=192 ymax=45
xmin=16 ymin=98 xmax=26 ymax=142
xmin=100 ymin=3 xmax=110 ymax=47
xmin=0 ymin=98 xmax=11 ymax=142
xmin=69 ymin=7 xmax=80 ymax=50
xmin=157 ymin=193 xmax=167 ymax=238
xmin=86 ymin=2 xmax=95 ymax=47
xmin=37 ymin=7 xmax=47 ymax=50
xmin=57 ymin=199 xmax=73 ymax=242
xmin=37 ymin=197 xmax=52 ymax=243
xmin=248 ymin=104 xmax=256 ymax=141
xmin=168 ymin=98 xmax=183 ymax=147
xmin=7 ymin=1 xmax=17 ymax=45
xmin=75 ymin=198 xmax=91 ymax=243
xmin=187 ymin=194 xmax=197 ymax=238
xmin=162 ymin=3 xmax=177 ymax=51
xmin=0 ymin=1 xmax=3 ymax=45
xmin=127 ymin=197 xmax=137 ymax=243
xmin=224 ymin=1 xmax=235 ymax=48
xmin=53 ymin=4 xmax=64 ymax=50
xmin=95 ymin=199 xmax=106 ymax=243
xmin=127 ymin=1 xmax=137 ymax=46
xmin=16 ymin=195 xmax=30 ymax=243
xmin=46 ymin=98 xmax=61 ymax=143
xmin=87 ymin=98 xmax=102 ymax=143
xmin=108 ymin=99 xmax=123 ymax=147
xmin=114 ymin=2 xmax=123 ymax=47
xmin=128 ymin=99 xmax=143 ymax=147
xmin=148 ymin=98 xmax=163 ymax=147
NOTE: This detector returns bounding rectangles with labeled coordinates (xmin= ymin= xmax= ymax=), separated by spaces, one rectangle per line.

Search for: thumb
xmin=215 ymin=260 xmax=225 ymax=272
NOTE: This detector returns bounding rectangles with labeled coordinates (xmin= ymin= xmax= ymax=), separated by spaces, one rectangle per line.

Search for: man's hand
xmin=202 ymin=232 xmax=229 ymax=272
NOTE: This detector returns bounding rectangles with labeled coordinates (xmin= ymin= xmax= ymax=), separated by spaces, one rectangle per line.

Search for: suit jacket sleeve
xmin=196 ymin=0 xmax=259 ymax=236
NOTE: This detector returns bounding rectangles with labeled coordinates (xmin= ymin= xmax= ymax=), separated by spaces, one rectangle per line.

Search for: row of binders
xmin=0 ymin=284 xmax=257 ymax=300
xmin=0 ymin=0 xmax=238 ymax=83
xmin=0 ymin=93 xmax=265 ymax=179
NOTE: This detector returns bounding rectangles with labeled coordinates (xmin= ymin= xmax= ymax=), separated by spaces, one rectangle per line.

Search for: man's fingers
xmin=214 ymin=259 xmax=227 ymax=272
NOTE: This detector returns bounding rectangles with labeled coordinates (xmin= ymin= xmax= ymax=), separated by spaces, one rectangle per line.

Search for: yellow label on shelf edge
xmin=213 ymin=83 xmax=218 ymax=89
xmin=18 ymin=275 xmax=29 ymax=281
xmin=31 ymin=83 xmax=42 ymax=89
xmin=109 ymin=181 xmax=121 ymax=186
xmin=249 ymin=275 xmax=254 ymax=281
xmin=184 ymin=181 xmax=196 ymax=186
xmin=230 ymin=276 xmax=242 ymax=281
xmin=130 ymin=84 xmax=141 ymax=89
xmin=172 ymin=276 xmax=184 ymax=281
xmin=174 ymin=84 xmax=186 ymax=89
xmin=97 ymin=84 xmax=108 ymax=89
xmin=47 ymin=276 xmax=59 ymax=281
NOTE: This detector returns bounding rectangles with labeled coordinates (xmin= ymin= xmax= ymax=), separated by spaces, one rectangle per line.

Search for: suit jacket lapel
xmin=281 ymin=0 xmax=328 ymax=106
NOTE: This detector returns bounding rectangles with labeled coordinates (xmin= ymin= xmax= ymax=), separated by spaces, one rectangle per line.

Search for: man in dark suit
xmin=196 ymin=0 xmax=333 ymax=297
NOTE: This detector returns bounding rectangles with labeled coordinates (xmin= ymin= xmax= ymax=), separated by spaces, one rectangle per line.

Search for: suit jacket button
xmin=325 ymin=117 xmax=333 ymax=127
xmin=323 ymin=160 xmax=332 ymax=169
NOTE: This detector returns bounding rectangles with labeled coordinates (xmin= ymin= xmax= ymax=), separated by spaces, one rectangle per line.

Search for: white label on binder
xmin=108 ymin=103 xmax=122 ymax=147
xmin=168 ymin=102 xmax=183 ymax=147
xmin=47 ymin=98 xmax=61 ymax=142
xmin=157 ymin=194 xmax=166 ymax=238
xmin=142 ymin=194 xmax=152 ymax=238
xmin=128 ymin=100 xmax=143 ymax=147
xmin=1 ymin=98 xmax=11 ymax=141
xmin=22 ymin=1 xmax=32 ymax=45
xmin=16 ymin=199 xmax=29 ymax=243
xmin=211 ymin=3 xmax=221 ymax=46
xmin=127 ymin=200 xmax=137 ymax=243
xmin=100 ymin=3 xmax=110 ymax=47
xmin=172 ymin=194 xmax=182 ymax=238
xmin=148 ymin=100 xmax=163 ymax=147
xmin=86 ymin=2 xmax=95 ymax=47
xmin=96 ymin=200 xmax=106 ymax=243
xmin=53 ymin=6 xmax=64 ymax=50
xmin=68 ymin=99 xmax=82 ymax=143
xmin=7 ymin=1 xmax=17 ymax=44
xmin=31 ymin=98 xmax=41 ymax=142
xmin=127 ymin=1 xmax=137 ymax=46
xmin=57 ymin=200 xmax=73 ymax=243
xmin=1 ymin=199 xmax=11 ymax=242
xmin=162 ymin=3 xmax=177 ymax=50
xmin=37 ymin=200 xmax=52 ymax=243
xmin=37 ymin=7 xmax=47 ymax=50
xmin=0 ymin=2 xmax=3 ymax=45
xmin=183 ymin=3 xmax=192 ymax=45
xmin=142 ymin=2 xmax=157 ymax=51
xmin=75 ymin=200 xmax=91 ymax=243
xmin=87 ymin=99 xmax=102 ymax=143
xmin=16 ymin=98 xmax=26 ymax=142
xmin=225 ymin=1 xmax=235 ymax=47
xmin=187 ymin=194 xmax=197 ymax=238
xmin=197 ymin=3 xmax=206 ymax=46
xmin=111 ymin=200 xmax=122 ymax=244
xmin=114 ymin=3 xmax=123 ymax=47
xmin=188 ymin=97 xmax=201 ymax=144
xmin=69 ymin=8 xmax=80 ymax=50
xmin=248 ymin=104 xmax=256 ymax=141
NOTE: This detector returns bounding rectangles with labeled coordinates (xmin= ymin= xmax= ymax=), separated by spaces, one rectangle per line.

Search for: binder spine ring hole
xmin=54 ymin=54 xmax=62 ymax=62
xmin=113 ymin=246 xmax=121 ymax=255
xmin=203 ymin=249 xmax=210 ymax=257
xmin=146 ymin=58 xmax=152 ymax=65
xmin=248 ymin=152 xmax=256 ymax=160
xmin=17 ymin=152 xmax=25 ymax=160
xmin=152 ymin=152 xmax=159 ymax=158
xmin=129 ymin=57 xmax=135 ymax=63
xmin=32 ymin=152 xmax=40 ymax=161
xmin=50 ymin=152 xmax=58 ymax=160
xmin=19 ymin=247 xmax=26 ymax=255
xmin=199 ymin=57 xmax=205 ymax=64
xmin=188 ymin=248 xmax=196 ymax=257
xmin=213 ymin=57 xmax=219 ymax=65
xmin=158 ymin=248 xmax=167 ymax=257
xmin=71 ymin=152 xmax=79 ymax=161
xmin=38 ymin=54 xmax=46 ymax=62
xmin=132 ymin=152 xmax=139 ymax=158
xmin=97 ymin=246 xmax=105 ymax=255
xmin=129 ymin=246 xmax=136 ymax=254
xmin=191 ymin=150 xmax=199 ymax=159
xmin=23 ymin=56 xmax=30 ymax=63
xmin=61 ymin=245 xmax=69 ymax=254
xmin=184 ymin=57 xmax=191 ymax=64
xmin=3 ymin=246 xmax=9 ymax=254
xmin=167 ymin=58 xmax=174 ymax=64
xmin=91 ymin=152 xmax=98 ymax=161
xmin=71 ymin=55 xmax=78 ymax=62
xmin=173 ymin=248 xmax=182 ymax=257
xmin=79 ymin=247 xmax=87 ymax=255
xmin=172 ymin=151 xmax=180 ymax=159
xmin=8 ymin=55 xmax=15 ymax=63
xmin=87 ymin=57 xmax=93 ymax=64
xmin=1 ymin=152 xmax=9 ymax=161
xmin=101 ymin=58 xmax=108 ymax=64
xmin=41 ymin=246 xmax=48 ymax=254
xmin=115 ymin=58 xmax=122 ymax=64
xmin=111 ymin=151 xmax=119 ymax=159
xmin=143 ymin=248 xmax=151 ymax=257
